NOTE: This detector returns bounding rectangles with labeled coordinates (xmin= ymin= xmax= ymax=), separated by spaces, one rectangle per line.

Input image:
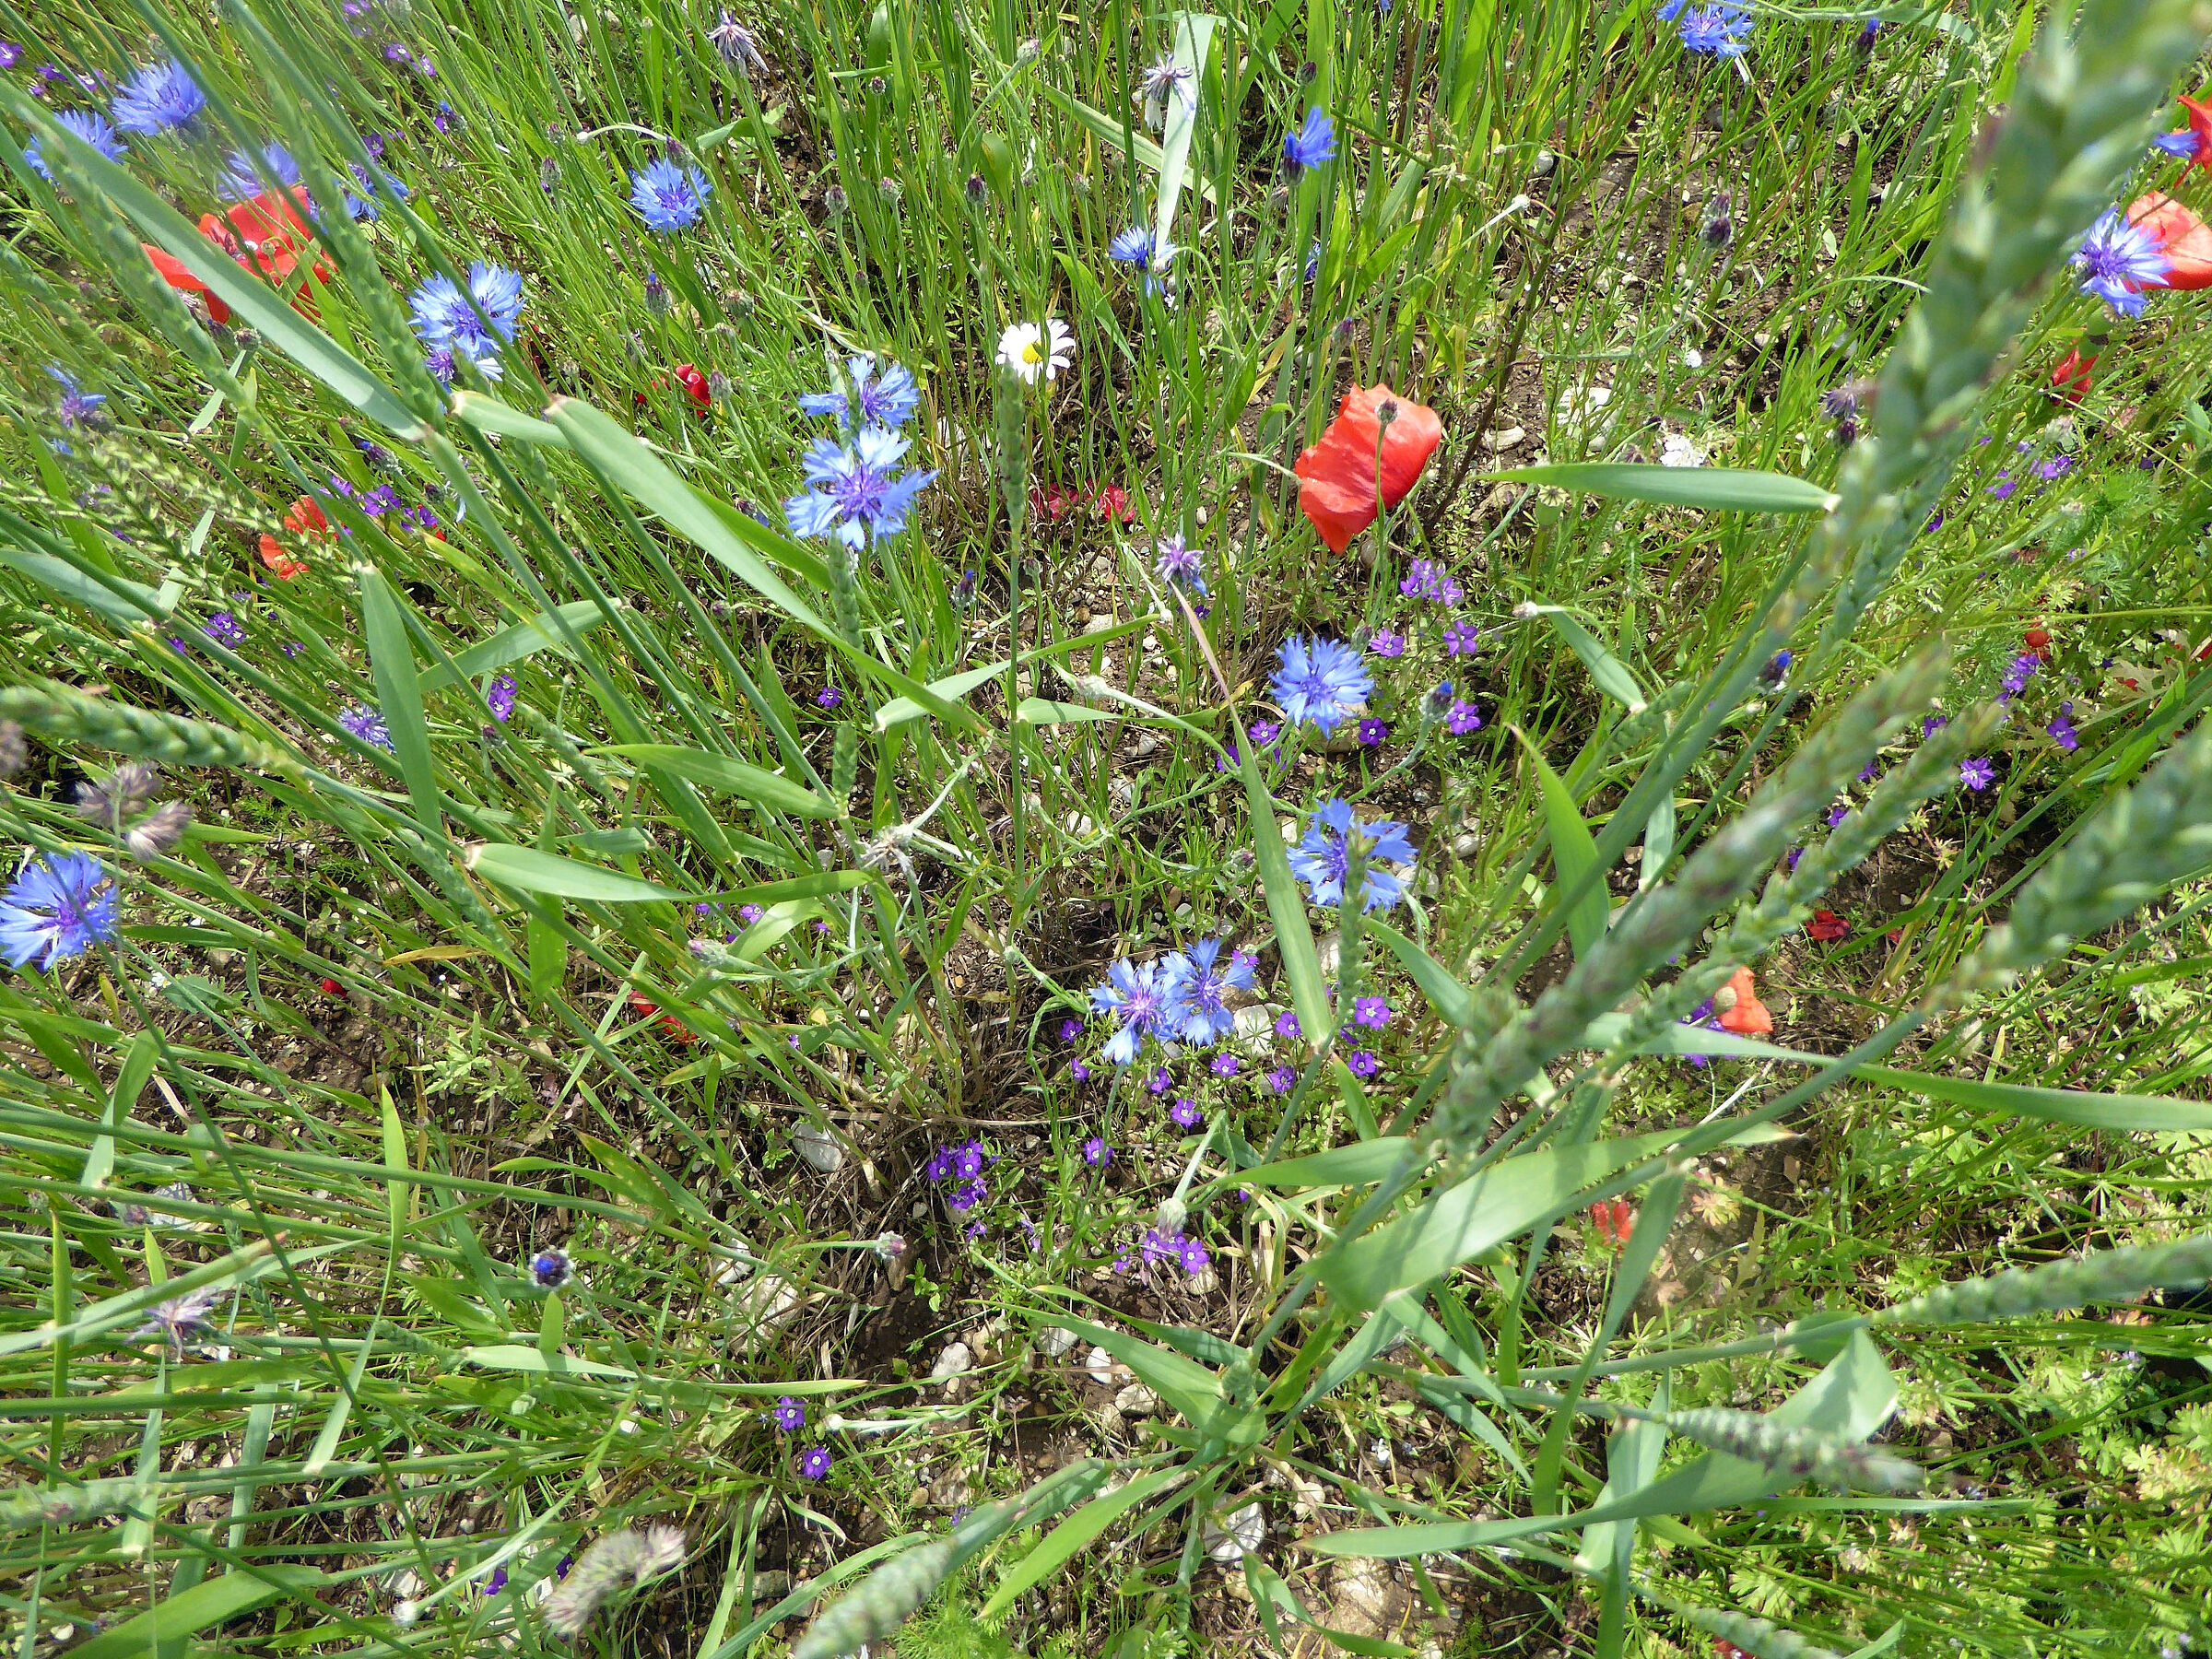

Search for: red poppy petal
xmin=2129 ymin=191 xmax=2212 ymax=288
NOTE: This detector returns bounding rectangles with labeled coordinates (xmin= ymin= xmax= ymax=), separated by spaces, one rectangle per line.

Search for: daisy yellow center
xmin=1023 ymin=341 xmax=1045 ymax=363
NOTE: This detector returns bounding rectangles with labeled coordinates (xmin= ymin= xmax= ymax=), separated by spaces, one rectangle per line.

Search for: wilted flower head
xmin=134 ymin=1285 xmax=226 ymax=1353
xmin=0 ymin=853 xmax=120 ymax=971
xmin=541 ymin=1527 xmax=687 ymax=1637
xmin=531 ymin=1248 xmax=573 ymax=1288
xmin=1135 ymin=53 xmax=1194 ymax=130
xmin=76 ymin=763 xmax=164 ymax=830
xmin=1154 ymin=534 xmax=1206 ymax=597
xmin=706 ymin=10 xmax=767 ymax=73
xmin=1700 ymin=191 xmax=1733 ymax=246
xmin=125 ymin=803 xmax=193 ymax=864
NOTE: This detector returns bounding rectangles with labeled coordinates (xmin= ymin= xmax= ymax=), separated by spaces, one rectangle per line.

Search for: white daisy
xmin=995 ymin=318 xmax=1075 ymax=385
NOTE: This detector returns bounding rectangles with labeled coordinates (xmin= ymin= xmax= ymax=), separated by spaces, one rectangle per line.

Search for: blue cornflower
xmin=1283 ymin=109 xmax=1335 ymax=178
xmin=2155 ymin=132 xmax=2199 ymax=158
xmin=1676 ymin=5 xmax=1750 ymax=55
xmin=218 ymin=143 xmax=302 ymax=201
xmin=2072 ymin=210 xmax=2169 ymax=317
xmin=1288 ymin=799 xmax=1417 ymax=912
xmin=339 ymin=703 xmax=394 ymax=753
xmin=629 ymin=156 xmax=712 ymax=232
xmin=111 ymin=59 xmax=206 ymax=135
xmin=0 ymin=853 xmax=120 ymax=971
xmin=1090 ymin=958 xmax=1169 ymax=1066
xmin=1154 ymin=534 xmax=1206 ymax=597
xmin=795 ymin=355 xmax=922 ymax=430
xmin=1159 ymin=938 xmax=1256 ymax=1047
xmin=50 ymin=369 xmax=106 ymax=428
xmin=784 ymin=426 xmax=936 ymax=549
xmin=344 ymin=162 xmax=410 ymax=221
xmin=1270 ymin=634 xmax=1371 ymax=735
xmin=408 ymin=262 xmax=526 ymax=350
xmin=25 ymin=109 xmax=127 ymax=181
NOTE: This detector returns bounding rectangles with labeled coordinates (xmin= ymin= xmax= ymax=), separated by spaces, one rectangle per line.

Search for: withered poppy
xmin=1294 ymin=384 xmax=1443 ymax=554
xmin=1714 ymin=965 xmax=1773 ymax=1036
xmin=2128 ymin=192 xmax=2212 ymax=289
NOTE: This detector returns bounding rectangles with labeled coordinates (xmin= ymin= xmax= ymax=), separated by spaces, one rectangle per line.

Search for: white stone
xmin=794 ymin=1122 xmax=843 ymax=1173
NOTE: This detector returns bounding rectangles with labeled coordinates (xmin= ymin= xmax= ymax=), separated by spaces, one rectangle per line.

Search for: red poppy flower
xmin=1589 ymin=1199 xmax=1636 ymax=1247
xmin=285 ymin=496 xmax=331 ymax=539
xmin=2049 ymin=347 xmax=2097 ymax=404
xmin=319 ymin=977 xmax=347 ymax=1000
xmin=258 ymin=535 xmax=308 ymax=580
xmin=2127 ymin=192 xmax=2212 ymax=289
xmin=145 ymin=187 xmax=329 ymax=324
xmin=1094 ymin=483 xmax=1135 ymax=525
xmin=1715 ymin=966 xmax=1774 ymax=1036
xmin=628 ymin=991 xmax=699 ymax=1043
xmin=673 ymin=363 xmax=712 ymax=412
xmin=1807 ymin=909 xmax=1850 ymax=943
xmin=2024 ymin=625 xmax=2052 ymax=657
xmin=1294 ymin=384 xmax=1444 ymax=554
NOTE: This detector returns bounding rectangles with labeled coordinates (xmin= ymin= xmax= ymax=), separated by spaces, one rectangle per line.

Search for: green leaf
xmin=1519 ymin=728 xmax=1609 ymax=959
xmin=596 ymin=745 xmax=834 ymax=818
xmin=23 ymin=101 xmax=424 ymax=441
xmin=1047 ymin=1317 xmax=1232 ymax=1435
xmin=1519 ymin=605 xmax=1648 ymax=713
xmin=1315 ymin=1333 xmax=1898 ymax=1557
xmin=1316 ymin=1131 xmax=1680 ymax=1312
xmin=419 ymin=601 xmax=617 ymax=689
xmin=1036 ymin=86 xmax=1217 ymax=207
xmin=873 ymin=618 xmax=1147 ymax=731
xmin=1854 ymin=1065 xmax=2212 ymax=1134
xmin=451 ymin=390 xmax=571 ymax=448
xmin=0 ymin=1240 xmax=347 ymax=1359
xmin=547 ymin=400 xmax=978 ymax=733
xmin=465 ymin=844 xmax=677 ymax=902
xmin=876 ymin=660 xmax=1014 ymax=730
xmin=1018 ymin=698 xmax=1119 ymax=726
xmin=982 ymin=1467 xmax=1187 ymax=1618
xmin=1245 ymin=768 xmax=1332 ymax=1042
xmin=1151 ymin=14 xmax=1217 ymax=253
xmin=1221 ymin=1138 xmax=1422 ymax=1192
xmin=0 ymin=545 xmax=166 ymax=626
xmin=1599 ymin=1016 xmax=2212 ymax=1132
xmin=1368 ymin=921 xmax=1474 ymax=1027
xmin=83 ymin=1031 xmax=157 ymax=1193
xmin=1491 ymin=464 xmax=1837 ymax=514
xmin=358 ymin=566 xmax=442 ymax=830
xmin=67 ymin=1565 xmax=324 ymax=1659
